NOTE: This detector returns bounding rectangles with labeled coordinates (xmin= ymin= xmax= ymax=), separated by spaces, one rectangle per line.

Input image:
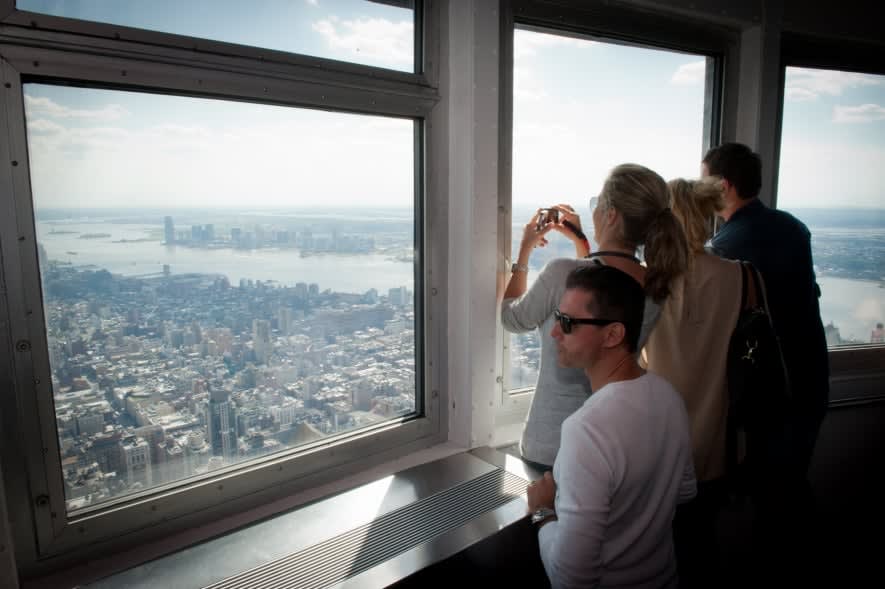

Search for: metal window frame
xmin=773 ymin=33 xmax=885 ymax=378
xmin=0 ymin=0 xmax=446 ymax=577
xmin=4 ymin=0 xmax=425 ymax=79
xmin=496 ymin=0 xmax=736 ymax=402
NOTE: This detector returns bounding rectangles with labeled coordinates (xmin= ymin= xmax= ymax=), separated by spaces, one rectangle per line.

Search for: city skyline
xmin=44 ymin=258 xmax=416 ymax=511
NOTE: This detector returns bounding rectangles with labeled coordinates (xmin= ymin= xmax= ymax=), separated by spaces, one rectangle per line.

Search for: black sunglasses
xmin=554 ymin=309 xmax=619 ymax=334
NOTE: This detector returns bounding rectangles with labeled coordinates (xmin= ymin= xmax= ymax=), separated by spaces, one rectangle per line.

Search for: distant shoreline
xmin=817 ymin=275 xmax=884 ymax=286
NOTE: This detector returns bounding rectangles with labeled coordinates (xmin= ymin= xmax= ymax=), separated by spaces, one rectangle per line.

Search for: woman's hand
xmin=550 ymin=204 xmax=583 ymax=239
xmin=503 ymin=211 xmax=551 ymax=301
xmin=519 ymin=209 xmax=556 ymax=253
xmin=550 ymin=204 xmax=591 ymax=257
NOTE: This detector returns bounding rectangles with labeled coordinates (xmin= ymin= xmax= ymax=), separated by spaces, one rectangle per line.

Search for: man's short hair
xmin=565 ymin=265 xmax=645 ymax=352
xmin=702 ymin=142 xmax=762 ymax=200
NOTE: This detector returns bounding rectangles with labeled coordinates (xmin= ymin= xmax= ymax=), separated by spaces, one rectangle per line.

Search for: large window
xmin=506 ymin=26 xmax=711 ymax=391
xmin=777 ymin=66 xmax=885 ymax=348
xmin=24 ymin=84 xmax=417 ymax=513
xmin=17 ymin=0 xmax=416 ymax=72
xmin=0 ymin=0 xmax=435 ymax=563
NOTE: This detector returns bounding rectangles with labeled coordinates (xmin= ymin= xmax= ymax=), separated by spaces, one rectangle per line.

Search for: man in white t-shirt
xmin=526 ymin=265 xmax=696 ymax=589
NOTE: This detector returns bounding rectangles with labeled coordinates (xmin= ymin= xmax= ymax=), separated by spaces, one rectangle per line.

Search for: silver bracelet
xmin=511 ymin=262 xmax=529 ymax=273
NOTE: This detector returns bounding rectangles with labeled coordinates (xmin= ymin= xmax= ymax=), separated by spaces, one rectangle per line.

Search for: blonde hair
xmin=599 ymin=163 xmax=689 ymax=302
xmin=668 ymin=178 xmax=725 ymax=252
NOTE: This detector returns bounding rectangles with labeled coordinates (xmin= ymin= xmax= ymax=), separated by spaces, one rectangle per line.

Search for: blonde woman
xmin=502 ymin=163 xmax=689 ymax=469
xmin=643 ymin=177 xmax=744 ymax=587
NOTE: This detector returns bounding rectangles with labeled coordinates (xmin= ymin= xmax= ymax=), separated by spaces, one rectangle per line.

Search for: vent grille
xmin=204 ymin=468 xmax=526 ymax=589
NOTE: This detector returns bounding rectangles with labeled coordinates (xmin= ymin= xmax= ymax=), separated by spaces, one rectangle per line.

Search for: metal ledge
xmin=84 ymin=449 xmax=534 ymax=589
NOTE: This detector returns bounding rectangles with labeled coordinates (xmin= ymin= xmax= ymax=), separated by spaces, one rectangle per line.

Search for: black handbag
xmin=725 ymin=261 xmax=791 ymax=494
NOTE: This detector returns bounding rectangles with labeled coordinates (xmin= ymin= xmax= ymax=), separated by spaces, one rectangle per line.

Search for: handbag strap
xmin=741 ymin=261 xmax=762 ymax=310
xmin=741 ymin=260 xmax=794 ymax=398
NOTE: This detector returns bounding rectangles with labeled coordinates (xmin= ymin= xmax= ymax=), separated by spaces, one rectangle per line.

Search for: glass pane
xmin=24 ymin=83 xmax=416 ymax=512
xmin=777 ymin=66 xmax=885 ymax=347
xmin=507 ymin=27 xmax=708 ymax=391
xmin=17 ymin=0 xmax=415 ymax=72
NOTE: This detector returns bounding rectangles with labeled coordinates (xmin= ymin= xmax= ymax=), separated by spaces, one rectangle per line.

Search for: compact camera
xmin=536 ymin=208 xmax=560 ymax=231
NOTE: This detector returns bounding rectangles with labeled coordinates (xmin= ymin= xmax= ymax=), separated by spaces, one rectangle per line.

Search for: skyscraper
xmin=164 ymin=216 xmax=175 ymax=244
xmin=253 ymin=319 xmax=271 ymax=364
xmin=206 ymin=387 xmax=237 ymax=461
xmin=121 ymin=436 xmax=152 ymax=488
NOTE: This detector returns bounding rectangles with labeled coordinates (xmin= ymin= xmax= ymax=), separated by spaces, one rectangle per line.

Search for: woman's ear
xmin=604 ymin=206 xmax=620 ymax=234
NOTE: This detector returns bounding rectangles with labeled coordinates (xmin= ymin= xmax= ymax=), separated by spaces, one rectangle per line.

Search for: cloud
xmin=785 ymin=68 xmax=882 ymax=101
xmin=833 ymin=103 xmax=885 ymax=123
xmin=514 ymin=29 xmax=594 ymax=58
xmin=305 ymin=0 xmax=318 ymax=5
xmin=26 ymin=119 xmax=65 ymax=135
xmin=785 ymin=87 xmax=817 ymax=102
xmin=24 ymin=95 xmax=128 ymax=120
xmin=312 ymin=16 xmax=412 ymax=66
xmin=670 ymin=60 xmax=705 ymax=85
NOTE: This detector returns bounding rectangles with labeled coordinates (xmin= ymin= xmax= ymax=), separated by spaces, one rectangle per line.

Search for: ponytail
xmin=643 ymin=208 xmax=689 ymax=302
xmin=601 ymin=163 xmax=690 ymax=303
xmin=668 ymin=177 xmax=724 ymax=253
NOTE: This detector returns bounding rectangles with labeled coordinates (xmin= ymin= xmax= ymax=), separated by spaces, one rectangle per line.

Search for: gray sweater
xmin=501 ymin=257 xmax=661 ymax=466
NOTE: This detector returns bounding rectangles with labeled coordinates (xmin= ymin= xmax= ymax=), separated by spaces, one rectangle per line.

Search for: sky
xmin=18 ymin=2 xmax=885 ymax=211
xmin=778 ymin=67 xmax=885 ymax=210
xmin=512 ymin=29 xmax=885 ymax=211
xmin=511 ymin=29 xmax=706 ymax=210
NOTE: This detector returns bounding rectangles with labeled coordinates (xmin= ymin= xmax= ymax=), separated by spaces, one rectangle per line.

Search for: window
xmin=776 ymin=66 xmax=885 ymax=348
xmin=16 ymin=0 xmax=417 ymax=72
xmin=505 ymin=26 xmax=712 ymax=391
xmin=24 ymin=84 xmax=417 ymax=513
xmin=0 ymin=0 xmax=436 ymax=562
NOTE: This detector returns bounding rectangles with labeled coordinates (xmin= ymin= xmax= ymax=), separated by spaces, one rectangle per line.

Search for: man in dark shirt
xmin=703 ymin=142 xmax=829 ymax=474
xmin=703 ymin=142 xmax=829 ymax=581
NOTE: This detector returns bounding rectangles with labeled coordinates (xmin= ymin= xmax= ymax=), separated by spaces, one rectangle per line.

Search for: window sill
xmin=22 ymin=442 xmax=467 ymax=589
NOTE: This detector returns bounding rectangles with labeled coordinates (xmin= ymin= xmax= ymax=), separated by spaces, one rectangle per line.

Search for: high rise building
xmin=278 ymin=308 xmax=295 ymax=336
xmin=206 ymin=388 xmax=237 ymax=461
xmin=253 ymin=319 xmax=271 ymax=364
xmin=121 ymin=436 xmax=152 ymax=488
xmin=388 ymin=286 xmax=409 ymax=306
xmin=164 ymin=216 xmax=175 ymax=244
xmin=872 ymin=322 xmax=884 ymax=344
xmin=162 ymin=442 xmax=186 ymax=484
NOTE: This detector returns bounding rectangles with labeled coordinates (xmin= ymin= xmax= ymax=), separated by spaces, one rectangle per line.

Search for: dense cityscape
xmin=41 ymin=214 xmax=415 ymax=511
xmin=37 ymin=208 xmax=885 ymax=506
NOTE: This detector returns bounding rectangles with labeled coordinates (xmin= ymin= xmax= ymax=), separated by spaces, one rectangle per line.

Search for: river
xmin=37 ymin=221 xmax=414 ymax=294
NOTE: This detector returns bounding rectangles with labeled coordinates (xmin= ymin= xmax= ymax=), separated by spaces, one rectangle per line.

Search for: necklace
xmin=586 ymin=250 xmax=640 ymax=263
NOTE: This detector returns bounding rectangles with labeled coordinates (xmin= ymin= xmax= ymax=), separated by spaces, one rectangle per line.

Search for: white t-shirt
xmin=538 ymin=371 xmax=696 ymax=589
xmin=501 ymin=257 xmax=662 ymax=466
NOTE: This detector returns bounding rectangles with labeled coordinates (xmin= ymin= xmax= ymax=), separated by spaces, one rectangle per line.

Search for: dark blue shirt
xmin=711 ymin=198 xmax=829 ymax=417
